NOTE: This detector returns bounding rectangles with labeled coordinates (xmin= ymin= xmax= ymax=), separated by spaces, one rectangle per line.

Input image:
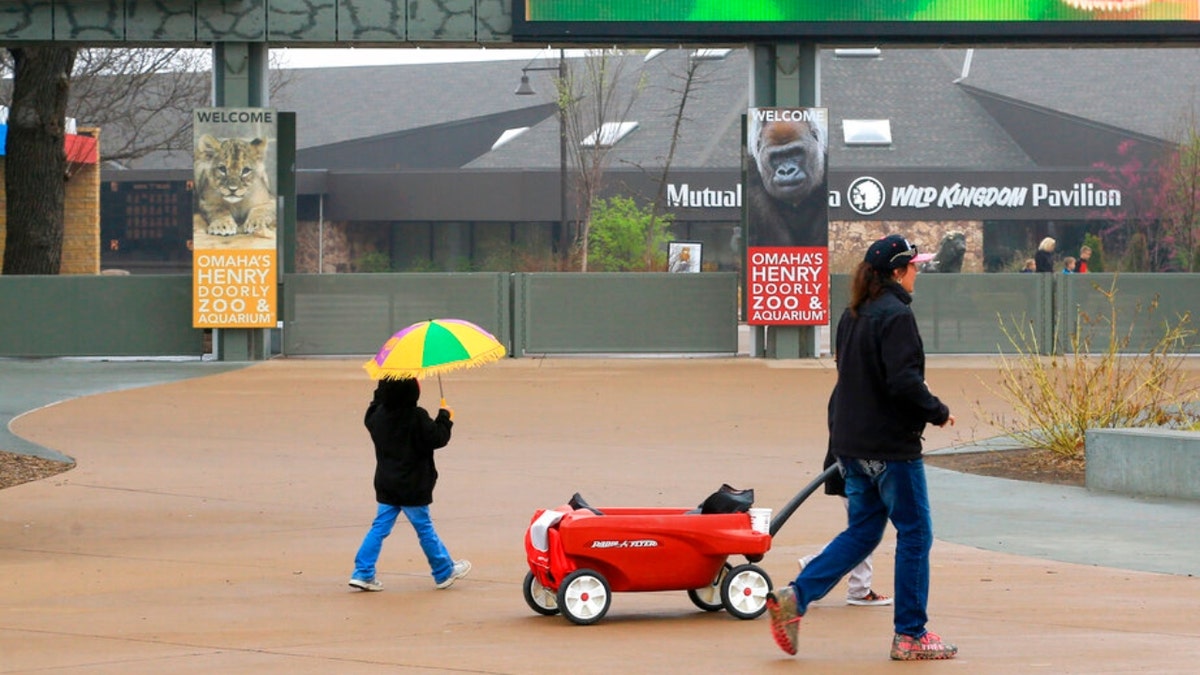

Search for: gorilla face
xmin=754 ymin=120 xmax=826 ymax=205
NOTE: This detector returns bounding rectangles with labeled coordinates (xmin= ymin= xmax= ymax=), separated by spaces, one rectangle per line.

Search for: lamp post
xmin=515 ymin=49 xmax=569 ymax=257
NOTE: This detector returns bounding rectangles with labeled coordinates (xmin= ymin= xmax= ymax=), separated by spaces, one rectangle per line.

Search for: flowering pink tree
xmin=1088 ymin=137 xmax=1200 ymax=272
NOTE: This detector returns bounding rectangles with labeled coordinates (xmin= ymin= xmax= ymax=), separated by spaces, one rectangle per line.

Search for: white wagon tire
xmin=523 ymin=571 xmax=560 ymax=616
xmin=721 ymin=563 xmax=772 ymax=620
xmin=556 ymin=569 xmax=611 ymax=625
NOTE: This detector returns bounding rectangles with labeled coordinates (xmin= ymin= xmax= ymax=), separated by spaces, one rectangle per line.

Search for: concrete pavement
xmin=1 ymin=356 xmax=1198 ymax=673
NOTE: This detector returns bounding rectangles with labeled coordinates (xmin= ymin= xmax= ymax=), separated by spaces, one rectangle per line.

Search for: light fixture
xmin=515 ymin=74 xmax=536 ymax=96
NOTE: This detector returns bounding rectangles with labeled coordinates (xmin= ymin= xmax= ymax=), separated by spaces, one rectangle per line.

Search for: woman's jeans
xmin=353 ymin=503 xmax=455 ymax=584
xmin=789 ymin=457 xmax=933 ymax=637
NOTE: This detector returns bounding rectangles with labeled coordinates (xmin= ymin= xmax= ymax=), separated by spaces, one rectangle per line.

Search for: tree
xmin=1089 ymin=140 xmax=1175 ymax=272
xmin=62 ymin=48 xmax=210 ymax=165
xmin=1089 ymin=118 xmax=1200 ymax=273
xmin=587 ymin=196 xmax=673 ymax=271
xmin=558 ymin=49 xmax=645 ymax=272
xmin=2 ymin=47 xmax=284 ymax=274
xmin=641 ymin=50 xmax=720 ymax=271
xmin=1158 ymin=124 xmax=1200 ymax=272
xmin=3 ymin=47 xmax=75 ymax=275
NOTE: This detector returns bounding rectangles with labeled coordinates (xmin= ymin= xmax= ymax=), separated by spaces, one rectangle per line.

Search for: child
xmin=1078 ymin=245 xmax=1092 ymax=273
xmin=1062 ymin=256 xmax=1076 ymax=274
xmin=1020 ymin=258 xmax=1036 ymax=273
xmin=349 ymin=377 xmax=470 ymax=591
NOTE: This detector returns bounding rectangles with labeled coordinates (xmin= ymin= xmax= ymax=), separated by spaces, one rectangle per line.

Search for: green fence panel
xmin=516 ymin=272 xmax=739 ymax=355
xmin=3 ymin=273 xmax=1193 ymax=358
xmin=281 ymin=273 xmax=509 ymax=356
xmin=0 ymin=275 xmax=203 ymax=357
xmin=1058 ymin=273 xmax=1200 ymax=354
xmin=830 ymin=273 xmax=1051 ymax=355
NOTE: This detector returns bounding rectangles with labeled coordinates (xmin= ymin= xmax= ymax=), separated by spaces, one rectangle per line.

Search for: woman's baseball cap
xmin=865 ymin=234 xmax=935 ymax=271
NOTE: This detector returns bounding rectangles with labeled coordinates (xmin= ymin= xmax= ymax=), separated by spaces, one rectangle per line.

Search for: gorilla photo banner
xmin=191 ymin=108 xmax=278 ymax=329
xmin=744 ymin=107 xmax=829 ymax=326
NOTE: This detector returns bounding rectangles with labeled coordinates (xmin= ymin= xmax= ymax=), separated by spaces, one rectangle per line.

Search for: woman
xmin=1035 ymin=237 xmax=1056 ymax=273
xmin=765 ymin=234 xmax=958 ymax=661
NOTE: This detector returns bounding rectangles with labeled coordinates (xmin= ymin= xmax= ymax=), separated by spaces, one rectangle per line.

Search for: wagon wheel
xmin=523 ymin=571 xmax=560 ymax=616
xmin=721 ymin=563 xmax=772 ymax=620
xmin=556 ymin=569 xmax=611 ymax=625
xmin=687 ymin=562 xmax=732 ymax=612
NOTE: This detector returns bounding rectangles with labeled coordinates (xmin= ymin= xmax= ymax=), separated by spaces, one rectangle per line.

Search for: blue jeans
xmin=353 ymin=503 xmax=455 ymax=584
xmin=789 ymin=457 xmax=933 ymax=637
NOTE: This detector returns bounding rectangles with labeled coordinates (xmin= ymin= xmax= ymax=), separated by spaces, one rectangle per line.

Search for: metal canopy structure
xmin=0 ymin=1 xmax=512 ymax=45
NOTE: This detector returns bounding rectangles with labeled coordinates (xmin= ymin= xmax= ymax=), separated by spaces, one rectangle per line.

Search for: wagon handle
xmin=768 ymin=464 xmax=838 ymax=537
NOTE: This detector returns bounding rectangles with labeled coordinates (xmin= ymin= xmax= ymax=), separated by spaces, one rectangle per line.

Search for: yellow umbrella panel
xmin=363 ymin=318 xmax=506 ymax=382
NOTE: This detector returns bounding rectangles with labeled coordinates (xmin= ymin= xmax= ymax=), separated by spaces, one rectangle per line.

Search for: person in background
xmin=1020 ymin=258 xmax=1036 ymax=273
xmin=765 ymin=234 xmax=958 ymax=661
xmin=1078 ymin=245 xmax=1092 ymax=273
xmin=1035 ymin=237 xmax=1056 ymax=273
xmin=1063 ymin=256 xmax=1077 ymax=274
xmin=797 ymin=442 xmax=892 ymax=607
xmin=349 ymin=377 xmax=471 ymax=592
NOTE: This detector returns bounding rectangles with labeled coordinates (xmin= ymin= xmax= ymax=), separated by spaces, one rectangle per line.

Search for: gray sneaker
xmin=348 ymin=577 xmax=383 ymax=592
xmin=765 ymin=585 xmax=802 ymax=656
xmin=435 ymin=560 xmax=472 ymax=589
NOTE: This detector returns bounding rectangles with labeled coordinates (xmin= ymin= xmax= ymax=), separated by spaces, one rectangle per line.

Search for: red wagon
xmin=522 ymin=493 xmax=774 ymax=625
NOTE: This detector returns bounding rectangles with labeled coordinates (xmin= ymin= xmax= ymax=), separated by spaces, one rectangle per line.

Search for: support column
xmin=750 ymin=43 xmax=822 ymax=360
xmin=210 ymin=42 xmax=272 ymax=361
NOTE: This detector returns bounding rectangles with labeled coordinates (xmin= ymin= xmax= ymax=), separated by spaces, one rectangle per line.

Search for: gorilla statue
xmin=920 ymin=231 xmax=967 ymax=273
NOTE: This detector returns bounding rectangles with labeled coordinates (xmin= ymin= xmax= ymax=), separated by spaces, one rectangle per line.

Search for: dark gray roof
xmin=960 ymin=47 xmax=1200 ymax=141
xmin=106 ymin=45 xmax=1200 ymax=175
xmin=822 ymin=47 xmax=1035 ymax=170
xmin=464 ymin=49 xmax=748 ymax=171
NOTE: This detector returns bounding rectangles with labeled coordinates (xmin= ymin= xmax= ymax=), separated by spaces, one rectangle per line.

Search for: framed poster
xmin=668 ymin=241 xmax=702 ymax=273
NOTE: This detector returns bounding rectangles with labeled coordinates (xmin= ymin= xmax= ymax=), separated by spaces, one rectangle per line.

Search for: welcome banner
xmin=191 ymin=108 xmax=278 ymax=329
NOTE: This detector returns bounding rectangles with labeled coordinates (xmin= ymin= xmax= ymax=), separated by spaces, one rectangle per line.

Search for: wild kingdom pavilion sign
xmin=663 ymin=169 xmax=1131 ymax=221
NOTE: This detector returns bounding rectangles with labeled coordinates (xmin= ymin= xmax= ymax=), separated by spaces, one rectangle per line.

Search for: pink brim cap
xmin=912 ymin=252 xmax=935 ymax=264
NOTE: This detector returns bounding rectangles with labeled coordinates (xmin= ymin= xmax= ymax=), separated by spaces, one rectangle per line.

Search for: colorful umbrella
xmin=363 ymin=319 xmax=506 ymax=394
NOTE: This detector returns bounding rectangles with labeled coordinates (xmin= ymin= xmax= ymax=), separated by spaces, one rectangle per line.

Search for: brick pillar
xmin=0 ymin=127 xmax=101 ymax=275
xmin=61 ymin=127 xmax=101 ymax=275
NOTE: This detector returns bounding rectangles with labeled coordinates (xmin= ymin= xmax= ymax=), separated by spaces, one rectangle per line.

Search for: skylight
xmin=842 ymin=119 xmax=892 ymax=146
xmin=691 ymin=48 xmax=731 ymax=61
xmin=581 ymin=121 xmax=639 ymax=148
xmin=491 ymin=127 xmax=529 ymax=151
xmin=834 ymin=47 xmax=882 ymax=59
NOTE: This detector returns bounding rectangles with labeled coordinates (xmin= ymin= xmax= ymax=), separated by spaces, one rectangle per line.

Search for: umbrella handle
xmin=437 ymin=373 xmax=444 ymax=400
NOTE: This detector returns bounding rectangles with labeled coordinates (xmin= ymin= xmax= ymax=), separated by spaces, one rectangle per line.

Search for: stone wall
xmin=296 ymin=220 xmax=351 ymax=273
xmin=295 ymin=218 xmax=988 ymax=275
xmin=829 ymin=220 xmax=984 ymax=274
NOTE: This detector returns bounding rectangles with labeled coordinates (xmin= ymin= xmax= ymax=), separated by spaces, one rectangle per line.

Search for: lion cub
xmin=195 ymin=134 xmax=276 ymax=236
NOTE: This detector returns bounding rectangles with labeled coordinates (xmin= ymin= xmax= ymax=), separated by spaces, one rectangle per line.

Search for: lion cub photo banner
xmin=191 ymin=108 xmax=279 ymax=329
xmin=744 ymin=107 xmax=829 ymax=326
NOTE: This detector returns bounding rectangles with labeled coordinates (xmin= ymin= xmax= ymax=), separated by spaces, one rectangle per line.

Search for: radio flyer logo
xmin=590 ymin=539 xmax=659 ymax=549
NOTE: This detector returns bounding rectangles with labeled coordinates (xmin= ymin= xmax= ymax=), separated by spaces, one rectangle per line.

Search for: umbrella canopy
xmin=363 ymin=318 xmax=506 ymax=381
